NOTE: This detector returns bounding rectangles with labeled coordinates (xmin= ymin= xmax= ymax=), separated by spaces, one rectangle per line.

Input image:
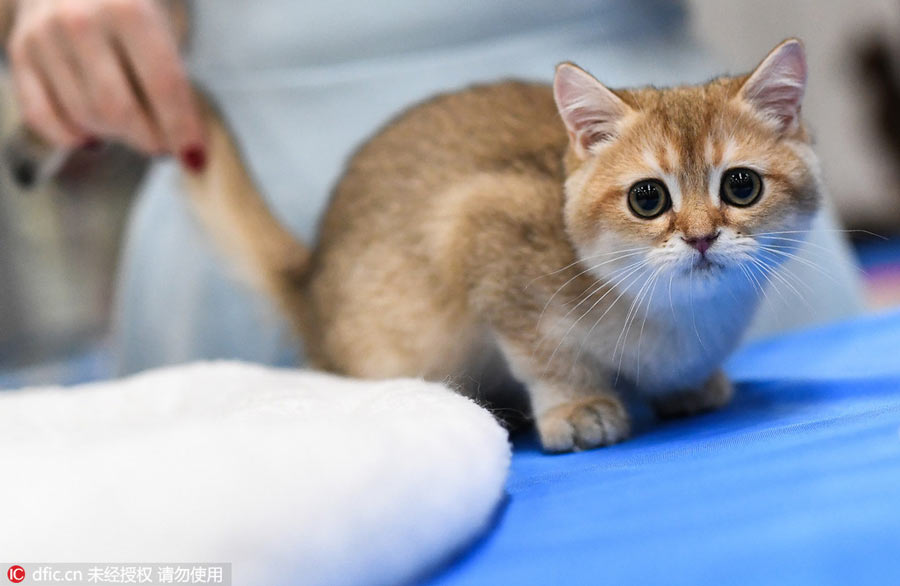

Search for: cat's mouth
xmin=688 ymin=257 xmax=724 ymax=274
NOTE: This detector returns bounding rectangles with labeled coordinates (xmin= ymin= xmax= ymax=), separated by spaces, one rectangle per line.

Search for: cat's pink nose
xmin=682 ymin=231 xmax=720 ymax=255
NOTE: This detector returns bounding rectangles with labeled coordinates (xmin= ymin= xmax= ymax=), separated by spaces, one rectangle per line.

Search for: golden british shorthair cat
xmin=187 ymin=39 xmax=820 ymax=452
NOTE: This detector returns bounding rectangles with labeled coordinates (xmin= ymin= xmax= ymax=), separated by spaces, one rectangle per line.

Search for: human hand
xmin=6 ymin=0 xmax=205 ymax=170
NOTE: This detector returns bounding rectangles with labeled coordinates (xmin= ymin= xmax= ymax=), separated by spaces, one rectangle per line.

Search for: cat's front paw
xmin=652 ymin=370 xmax=733 ymax=419
xmin=536 ymin=395 xmax=630 ymax=453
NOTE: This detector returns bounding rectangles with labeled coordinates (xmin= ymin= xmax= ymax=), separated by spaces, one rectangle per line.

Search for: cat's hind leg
xmin=650 ymin=370 xmax=734 ymax=419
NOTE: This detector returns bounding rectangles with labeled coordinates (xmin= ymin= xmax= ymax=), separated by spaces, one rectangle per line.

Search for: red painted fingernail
xmin=180 ymin=145 xmax=207 ymax=173
xmin=83 ymin=137 xmax=102 ymax=151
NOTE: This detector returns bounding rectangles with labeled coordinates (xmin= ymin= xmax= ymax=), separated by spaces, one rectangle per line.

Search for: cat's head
xmin=554 ymin=39 xmax=821 ymax=296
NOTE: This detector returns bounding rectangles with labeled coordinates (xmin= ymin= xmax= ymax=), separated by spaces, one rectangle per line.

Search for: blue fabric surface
xmin=0 ymin=345 xmax=110 ymax=390
xmin=853 ymin=237 xmax=900 ymax=269
xmin=2 ymin=309 xmax=898 ymax=584
xmin=431 ymin=309 xmax=900 ymax=586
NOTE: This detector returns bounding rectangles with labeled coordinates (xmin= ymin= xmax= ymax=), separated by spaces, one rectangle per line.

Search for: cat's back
xmin=303 ymin=81 xmax=570 ymax=375
xmin=352 ymin=80 xmax=565 ymax=173
xmin=315 ymin=80 xmax=567 ymax=249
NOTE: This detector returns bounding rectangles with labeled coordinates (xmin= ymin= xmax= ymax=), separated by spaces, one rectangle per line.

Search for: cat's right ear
xmin=554 ymin=63 xmax=631 ymax=159
xmin=738 ymin=39 xmax=807 ymax=133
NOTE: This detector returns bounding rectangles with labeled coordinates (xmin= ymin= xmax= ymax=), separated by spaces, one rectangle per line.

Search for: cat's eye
xmin=720 ymin=168 xmax=762 ymax=207
xmin=628 ymin=179 xmax=670 ymax=219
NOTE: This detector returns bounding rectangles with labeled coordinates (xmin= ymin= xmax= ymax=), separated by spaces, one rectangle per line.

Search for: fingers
xmin=62 ymin=6 xmax=163 ymax=152
xmin=8 ymin=21 xmax=83 ymax=147
xmin=109 ymin=0 xmax=205 ymax=162
xmin=5 ymin=0 xmax=203 ymax=163
xmin=28 ymin=15 xmax=98 ymax=136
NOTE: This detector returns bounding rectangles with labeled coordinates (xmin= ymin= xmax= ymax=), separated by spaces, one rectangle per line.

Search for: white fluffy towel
xmin=0 ymin=361 xmax=511 ymax=586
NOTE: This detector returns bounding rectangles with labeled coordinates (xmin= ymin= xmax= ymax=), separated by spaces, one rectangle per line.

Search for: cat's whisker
xmin=756 ymin=239 xmax=833 ymax=256
xmin=539 ymin=260 xmax=651 ymax=375
xmin=757 ymin=243 xmax=832 ymax=270
xmin=560 ymin=264 xmax=654 ymax=386
xmin=749 ymin=228 xmax=887 ymax=240
xmin=755 ymin=235 xmax=831 ymax=251
xmin=755 ymin=262 xmax=803 ymax=322
xmin=571 ymin=262 xmax=652 ymax=338
xmin=536 ymin=249 xmax=649 ymax=326
xmin=541 ymin=259 xmax=648 ymax=365
xmin=523 ymin=246 xmax=651 ymax=290
xmin=748 ymin=257 xmax=791 ymax=307
xmin=750 ymin=256 xmax=815 ymax=312
xmin=755 ymin=252 xmax=817 ymax=295
xmin=738 ymin=264 xmax=765 ymax=301
xmin=628 ymin=266 xmax=664 ymax=387
xmin=572 ymin=263 xmax=655 ymax=379
xmin=757 ymin=238 xmax=869 ymax=277
xmin=614 ymin=264 xmax=661 ymax=365
xmin=743 ymin=262 xmax=768 ymax=300
xmin=667 ymin=272 xmax=676 ymax=321
xmin=634 ymin=269 xmax=663 ymax=386
xmin=531 ymin=258 xmax=632 ymax=366
xmin=611 ymin=265 xmax=658 ymax=375
xmin=756 ymin=246 xmax=842 ymax=286
xmin=741 ymin=262 xmax=789 ymax=330
xmin=689 ymin=263 xmax=708 ymax=354
xmin=528 ymin=250 xmax=651 ymax=362
xmin=762 ymin=256 xmax=824 ymax=313
xmin=758 ymin=241 xmax=822 ymax=257
xmin=759 ymin=241 xmax=869 ymax=279
xmin=556 ymin=257 xmax=647 ymax=320
xmin=723 ymin=271 xmax=741 ymax=304
xmin=559 ymin=263 xmax=652 ymax=378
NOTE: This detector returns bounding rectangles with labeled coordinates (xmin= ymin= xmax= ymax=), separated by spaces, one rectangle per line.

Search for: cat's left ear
xmin=554 ymin=63 xmax=632 ymax=159
xmin=739 ymin=38 xmax=807 ymax=133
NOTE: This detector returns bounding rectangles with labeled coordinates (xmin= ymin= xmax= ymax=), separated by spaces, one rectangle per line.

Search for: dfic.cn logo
xmin=7 ymin=566 xmax=25 ymax=584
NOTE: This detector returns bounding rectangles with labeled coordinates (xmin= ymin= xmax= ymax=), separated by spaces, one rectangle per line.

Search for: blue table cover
xmin=2 ymin=307 xmax=898 ymax=585
xmin=431 ymin=309 xmax=900 ymax=586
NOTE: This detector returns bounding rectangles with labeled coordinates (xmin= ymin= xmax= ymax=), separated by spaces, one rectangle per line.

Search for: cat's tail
xmin=183 ymin=91 xmax=311 ymax=333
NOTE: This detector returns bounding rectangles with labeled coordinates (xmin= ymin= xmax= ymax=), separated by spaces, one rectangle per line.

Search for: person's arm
xmin=0 ymin=0 xmax=205 ymax=170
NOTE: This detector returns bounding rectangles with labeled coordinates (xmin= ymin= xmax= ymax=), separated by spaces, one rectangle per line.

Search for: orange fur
xmin=187 ymin=40 xmax=821 ymax=452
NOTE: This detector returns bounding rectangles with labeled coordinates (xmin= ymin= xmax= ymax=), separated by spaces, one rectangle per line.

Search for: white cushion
xmin=0 ymin=362 xmax=510 ymax=586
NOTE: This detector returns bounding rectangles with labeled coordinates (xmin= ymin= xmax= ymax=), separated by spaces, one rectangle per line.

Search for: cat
xmin=186 ymin=38 xmax=821 ymax=452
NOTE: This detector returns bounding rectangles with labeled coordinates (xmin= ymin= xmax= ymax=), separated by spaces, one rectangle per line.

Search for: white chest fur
xmin=569 ymin=270 xmax=760 ymax=395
